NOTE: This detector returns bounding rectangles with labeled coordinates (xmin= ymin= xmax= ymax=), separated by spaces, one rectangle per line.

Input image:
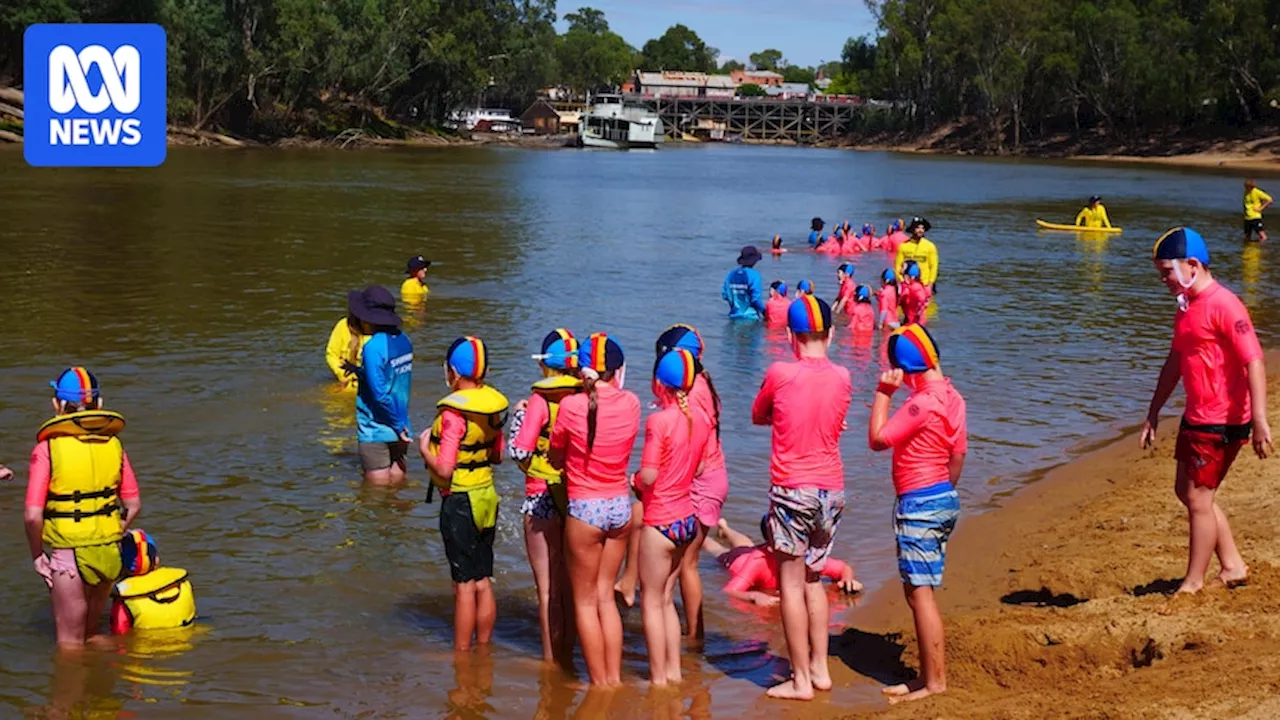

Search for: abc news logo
xmin=48 ymin=44 xmax=143 ymax=146
xmin=24 ymin=24 xmax=166 ymax=167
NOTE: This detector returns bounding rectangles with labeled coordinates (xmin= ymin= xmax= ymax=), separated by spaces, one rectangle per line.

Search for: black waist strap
xmin=46 ymin=487 xmax=116 ymax=503
xmin=44 ymin=502 xmax=120 ymax=521
xmin=429 ymin=433 xmax=495 ymax=452
xmin=1181 ymin=419 xmax=1252 ymax=443
xmin=454 ymin=459 xmax=493 ymax=471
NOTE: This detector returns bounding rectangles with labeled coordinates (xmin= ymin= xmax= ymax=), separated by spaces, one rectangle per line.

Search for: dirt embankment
xmin=849 ymin=121 xmax=1280 ymax=174
xmin=0 ymin=87 xmax=571 ymax=150
xmin=837 ymin=360 xmax=1280 ymax=719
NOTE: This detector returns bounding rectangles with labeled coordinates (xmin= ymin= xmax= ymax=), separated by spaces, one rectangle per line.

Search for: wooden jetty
xmin=629 ymin=96 xmax=863 ymax=143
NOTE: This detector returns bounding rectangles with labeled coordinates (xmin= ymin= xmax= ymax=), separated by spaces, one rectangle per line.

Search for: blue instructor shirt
xmin=356 ymin=330 xmax=414 ymax=443
xmin=722 ymin=266 xmax=766 ymax=320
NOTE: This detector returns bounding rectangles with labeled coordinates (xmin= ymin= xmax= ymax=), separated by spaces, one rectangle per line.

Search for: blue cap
xmin=654 ymin=348 xmax=699 ymax=392
xmin=797 ymin=279 xmax=814 ymax=295
xmin=1152 ymin=227 xmax=1210 ymax=266
xmin=771 ymin=280 xmax=788 ymax=297
xmin=862 ymin=223 xmax=872 ymax=236
xmin=655 ymin=324 xmax=703 ymax=360
xmin=788 ymin=295 xmax=832 ymax=333
xmin=581 ymin=333 xmax=625 ymax=373
xmin=888 ymin=325 xmax=941 ymax=374
xmin=855 ymin=285 xmax=871 ymax=302
xmin=51 ymin=367 xmax=100 ymax=404
xmin=902 ymin=260 xmax=921 ymax=279
xmin=539 ymin=329 xmax=579 ymax=370
xmin=447 ymin=337 xmax=489 ymax=379
xmin=881 ymin=268 xmax=896 ymax=284
xmin=838 ymin=263 xmax=855 ymax=276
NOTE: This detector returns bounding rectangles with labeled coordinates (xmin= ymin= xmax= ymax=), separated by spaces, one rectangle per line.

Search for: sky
xmin=557 ymin=0 xmax=879 ymax=69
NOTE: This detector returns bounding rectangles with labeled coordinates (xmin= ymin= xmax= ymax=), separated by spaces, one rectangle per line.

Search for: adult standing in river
xmin=896 ymin=217 xmax=939 ymax=294
xmin=722 ymin=245 xmax=766 ymax=321
xmin=348 ymin=286 xmax=414 ymax=485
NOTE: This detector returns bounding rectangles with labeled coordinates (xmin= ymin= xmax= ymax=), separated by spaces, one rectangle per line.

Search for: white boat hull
xmin=578 ymin=97 xmax=664 ymax=150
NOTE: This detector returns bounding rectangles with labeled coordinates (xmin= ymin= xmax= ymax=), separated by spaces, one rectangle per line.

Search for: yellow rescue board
xmin=1036 ymin=219 xmax=1123 ymax=234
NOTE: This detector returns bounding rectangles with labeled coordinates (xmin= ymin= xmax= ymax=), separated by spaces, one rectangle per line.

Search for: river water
xmin=0 ymin=144 xmax=1276 ymax=718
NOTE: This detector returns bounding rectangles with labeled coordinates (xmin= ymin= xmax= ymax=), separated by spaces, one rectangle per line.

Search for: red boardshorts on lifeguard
xmin=1175 ymin=420 xmax=1251 ymax=490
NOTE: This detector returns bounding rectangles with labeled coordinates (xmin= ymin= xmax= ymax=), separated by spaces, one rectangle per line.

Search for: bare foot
xmin=1217 ymin=566 xmax=1249 ymax=589
xmin=666 ymin=670 xmax=682 ymax=685
xmin=766 ymin=678 xmax=814 ymax=701
xmin=715 ymin=518 xmax=730 ymax=542
xmin=1175 ymin=580 xmax=1204 ymax=595
xmin=811 ymin=671 xmax=832 ymax=692
xmin=883 ymin=679 xmax=944 ymax=704
xmin=613 ymin=582 xmax=636 ymax=608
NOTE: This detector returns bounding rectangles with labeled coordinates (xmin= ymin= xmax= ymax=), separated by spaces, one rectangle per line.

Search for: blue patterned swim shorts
xmin=894 ymin=481 xmax=960 ymax=587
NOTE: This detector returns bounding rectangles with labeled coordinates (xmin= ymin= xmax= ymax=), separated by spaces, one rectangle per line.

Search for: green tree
xmin=782 ymin=65 xmax=816 ymax=84
xmin=556 ymin=6 xmax=634 ymax=95
xmin=737 ymin=82 xmax=766 ymax=97
xmin=749 ymin=48 xmax=784 ymax=71
xmin=639 ymin=24 xmax=718 ymax=72
xmin=720 ymin=58 xmax=745 ymax=73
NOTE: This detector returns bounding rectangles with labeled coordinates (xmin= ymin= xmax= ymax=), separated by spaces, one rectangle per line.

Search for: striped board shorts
xmin=894 ymin=481 xmax=960 ymax=588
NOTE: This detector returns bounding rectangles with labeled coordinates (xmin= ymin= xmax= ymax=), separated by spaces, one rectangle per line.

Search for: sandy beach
xmin=835 ymin=354 xmax=1280 ymax=719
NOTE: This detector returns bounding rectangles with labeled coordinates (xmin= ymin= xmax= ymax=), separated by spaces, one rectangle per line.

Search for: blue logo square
xmin=23 ymin=24 xmax=167 ymax=167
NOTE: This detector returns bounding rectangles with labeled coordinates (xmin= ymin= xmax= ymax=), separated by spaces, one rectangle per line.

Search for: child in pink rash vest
xmin=850 ymin=285 xmax=876 ymax=332
xmin=869 ymin=323 xmax=967 ymax=705
xmin=703 ymin=516 xmax=862 ymax=607
xmin=900 ymin=261 xmax=931 ymax=326
xmin=751 ymin=295 xmax=852 ymax=701
xmin=1143 ymin=226 xmax=1269 ymax=596
xmin=878 ymin=269 xmax=900 ymax=329
xmin=634 ymin=348 xmax=712 ymax=687
xmin=765 ymin=281 xmax=791 ymax=327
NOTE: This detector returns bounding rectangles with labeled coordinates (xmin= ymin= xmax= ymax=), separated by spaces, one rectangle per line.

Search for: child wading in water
xmin=26 ymin=368 xmax=142 ymax=647
xmin=752 ymin=295 xmax=852 ymax=700
xmin=765 ymin=281 xmax=790 ymax=327
xmin=549 ymin=333 xmax=641 ymax=686
xmin=850 ymin=285 xmax=876 ymax=332
xmin=1142 ymin=227 xmax=1270 ymax=593
xmin=421 ymin=337 xmax=509 ymax=650
xmin=635 ymin=348 xmax=712 ymax=684
xmin=869 ymin=325 xmax=967 ymax=704
xmin=899 ymin=260 xmax=931 ymax=326
xmin=878 ymin=269 xmax=900 ymax=329
xmin=509 ymin=329 xmax=581 ymax=664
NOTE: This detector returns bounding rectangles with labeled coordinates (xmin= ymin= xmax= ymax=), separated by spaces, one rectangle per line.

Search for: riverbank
xmin=848 ymin=122 xmax=1280 ymax=174
xmin=839 ymin=353 xmax=1280 ymax=718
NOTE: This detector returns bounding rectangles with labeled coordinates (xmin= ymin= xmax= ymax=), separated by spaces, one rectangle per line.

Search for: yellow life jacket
xmin=39 ymin=411 xmax=127 ymax=549
xmin=114 ymin=567 xmax=196 ymax=630
xmin=524 ymin=375 xmax=581 ymax=484
xmin=427 ymin=385 xmax=510 ymax=493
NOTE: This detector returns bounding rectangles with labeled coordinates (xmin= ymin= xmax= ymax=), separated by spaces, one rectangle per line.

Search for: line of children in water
xmin=763 ymin=258 xmax=930 ymax=331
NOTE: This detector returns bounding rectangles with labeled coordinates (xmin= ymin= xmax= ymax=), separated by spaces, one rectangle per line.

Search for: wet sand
xmin=835 ymin=355 xmax=1280 ymax=718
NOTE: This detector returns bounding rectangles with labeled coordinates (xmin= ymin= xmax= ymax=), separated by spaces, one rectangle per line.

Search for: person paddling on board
xmin=1243 ymin=180 xmax=1272 ymax=243
xmin=1074 ymin=195 xmax=1112 ymax=229
xmin=27 ymin=368 xmax=142 ymax=648
xmin=770 ymin=235 xmax=786 ymax=255
xmin=896 ymin=217 xmax=939 ymax=294
xmin=722 ymin=245 xmax=766 ymax=320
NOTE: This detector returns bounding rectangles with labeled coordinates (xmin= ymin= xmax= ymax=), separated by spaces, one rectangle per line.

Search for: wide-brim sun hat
xmin=737 ymin=245 xmax=763 ymax=266
xmin=347 ymin=286 xmax=402 ymax=327
xmin=908 ymin=216 xmax=931 ymax=232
